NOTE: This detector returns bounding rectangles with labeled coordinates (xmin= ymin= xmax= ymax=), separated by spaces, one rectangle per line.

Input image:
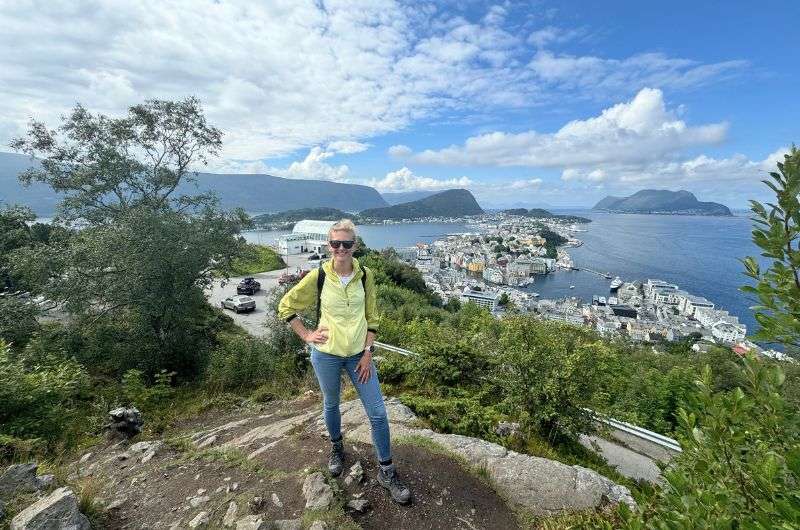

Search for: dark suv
xmin=236 ymin=277 xmax=261 ymax=295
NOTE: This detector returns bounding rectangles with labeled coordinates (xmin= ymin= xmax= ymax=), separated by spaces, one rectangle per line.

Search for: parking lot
xmin=206 ymin=254 xmax=310 ymax=337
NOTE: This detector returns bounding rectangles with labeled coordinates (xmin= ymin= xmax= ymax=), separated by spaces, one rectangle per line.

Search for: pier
xmin=576 ymin=267 xmax=613 ymax=279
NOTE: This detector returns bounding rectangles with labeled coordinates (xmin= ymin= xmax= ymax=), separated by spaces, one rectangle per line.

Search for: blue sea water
xmin=243 ymin=214 xmax=765 ymax=334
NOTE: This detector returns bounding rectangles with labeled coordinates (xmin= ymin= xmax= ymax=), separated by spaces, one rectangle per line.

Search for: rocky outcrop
xmin=0 ymin=463 xmax=45 ymax=500
xmin=10 ymin=487 xmax=90 ymax=530
xmin=327 ymin=397 xmax=637 ymax=515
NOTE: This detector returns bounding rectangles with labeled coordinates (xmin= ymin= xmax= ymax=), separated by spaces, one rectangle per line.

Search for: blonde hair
xmin=328 ymin=218 xmax=357 ymax=239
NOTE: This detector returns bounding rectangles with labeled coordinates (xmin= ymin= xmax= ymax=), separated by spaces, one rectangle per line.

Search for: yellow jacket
xmin=278 ymin=258 xmax=378 ymax=357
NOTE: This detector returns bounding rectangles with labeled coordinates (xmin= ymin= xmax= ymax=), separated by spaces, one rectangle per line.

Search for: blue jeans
xmin=309 ymin=347 xmax=392 ymax=463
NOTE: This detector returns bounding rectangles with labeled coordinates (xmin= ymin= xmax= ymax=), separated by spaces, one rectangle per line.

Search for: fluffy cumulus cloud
xmin=0 ymin=1 xmax=746 ymax=165
xmin=368 ymin=167 xmax=472 ymax=192
xmin=409 ymin=88 xmax=728 ymax=167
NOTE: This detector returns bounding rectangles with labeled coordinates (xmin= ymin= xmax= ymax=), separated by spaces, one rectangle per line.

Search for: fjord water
xmin=243 ymin=213 xmax=763 ymax=334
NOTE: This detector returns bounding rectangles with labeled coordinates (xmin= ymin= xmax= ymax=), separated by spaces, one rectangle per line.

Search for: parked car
xmin=237 ymin=277 xmax=261 ymax=294
xmin=220 ymin=295 xmax=256 ymax=313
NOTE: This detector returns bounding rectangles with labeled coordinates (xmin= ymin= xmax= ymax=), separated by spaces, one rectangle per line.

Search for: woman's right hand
xmin=304 ymin=326 xmax=329 ymax=344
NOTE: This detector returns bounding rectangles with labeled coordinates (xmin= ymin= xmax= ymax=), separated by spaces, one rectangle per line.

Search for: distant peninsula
xmin=251 ymin=207 xmax=348 ymax=227
xmin=592 ymin=190 xmax=732 ymax=216
xmin=360 ymin=189 xmax=484 ymax=220
xmin=503 ymin=208 xmax=591 ymax=224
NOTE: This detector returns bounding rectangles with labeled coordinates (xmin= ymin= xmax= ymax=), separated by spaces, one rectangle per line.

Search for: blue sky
xmin=1 ymin=0 xmax=797 ymax=207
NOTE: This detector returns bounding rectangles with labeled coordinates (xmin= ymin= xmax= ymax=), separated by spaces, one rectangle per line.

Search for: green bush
xmin=121 ymin=369 xmax=176 ymax=411
xmin=0 ymin=339 xmax=91 ymax=454
xmin=205 ymin=332 xmax=300 ymax=393
xmin=224 ymin=243 xmax=286 ymax=275
xmin=626 ymin=356 xmax=800 ymax=528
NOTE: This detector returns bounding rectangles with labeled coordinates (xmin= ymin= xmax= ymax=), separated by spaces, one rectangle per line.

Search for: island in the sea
xmin=592 ymin=189 xmax=732 ymax=216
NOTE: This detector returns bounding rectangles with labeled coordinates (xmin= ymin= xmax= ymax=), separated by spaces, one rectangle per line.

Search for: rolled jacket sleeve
xmin=277 ymin=268 xmax=319 ymax=323
xmin=364 ymin=266 xmax=379 ymax=334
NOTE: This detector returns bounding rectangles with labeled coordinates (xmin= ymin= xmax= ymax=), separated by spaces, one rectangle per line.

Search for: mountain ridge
xmin=592 ymin=189 xmax=732 ymax=216
xmin=0 ymin=152 xmax=388 ymax=215
xmin=359 ymin=189 xmax=484 ymax=220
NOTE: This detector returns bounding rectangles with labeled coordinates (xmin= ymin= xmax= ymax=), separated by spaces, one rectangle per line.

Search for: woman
xmin=278 ymin=219 xmax=412 ymax=504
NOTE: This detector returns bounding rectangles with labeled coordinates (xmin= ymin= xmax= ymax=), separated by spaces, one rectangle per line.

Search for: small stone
xmin=248 ymin=496 xmax=264 ymax=513
xmin=36 ymin=474 xmax=55 ymax=489
xmin=188 ymin=511 xmax=209 ymax=528
xmin=194 ymin=474 xmax=201 ymax=480
xmin=215 ymin=486 xmax=224 ymax=493
xmin=346 ymin=498 xmax=370 ymax=513
xmin=224 ymin=477 xmax=232 ymax=482
xmin=223 ymin=501 xmax=238 ymax=527
xmin=196 ymin=435 xmax=218 ymax=449
xmin=471 ymin=508 xmax=476 ymax=515
xmin=189 ymin=495 xmax=210 ymax=507
xmin=231 ymin=482 xmax=239 ymax=491
xmin=271 ymin=493 xmax=283 ymax=508
xmin=302 ymin=472 xmax=333 ymax=510
xmin=79 ymin=453 xmax=93 ymax=464
xmin=197 ymin=488 xmax=207 ymax=495
xmin=272 ymin=519 xmax=302 ymax=530
xmin=236 ymin=515 xmax=267 ymax=530
xmin=106 ymin=496 xmax=128 ymax=510
xmin=309 ymin=522 xmax=327 ymax=530
xmin=10 ymin=487 xmax=90 ymax=529
xmin=435 ymin=498 xmax=443 ymax=506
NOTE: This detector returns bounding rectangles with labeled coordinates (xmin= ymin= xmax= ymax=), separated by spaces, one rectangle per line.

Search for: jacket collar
xmin=323 ymin=256 xmax=362 ymax=280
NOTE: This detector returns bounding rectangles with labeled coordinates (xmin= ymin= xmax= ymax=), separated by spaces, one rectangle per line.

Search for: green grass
xmin=224 ymin=244 xmax=286 ymax=276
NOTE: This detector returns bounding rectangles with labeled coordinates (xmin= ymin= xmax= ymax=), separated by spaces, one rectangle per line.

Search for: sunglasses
xmin=329 ymin=239 xmax=355 ymax=249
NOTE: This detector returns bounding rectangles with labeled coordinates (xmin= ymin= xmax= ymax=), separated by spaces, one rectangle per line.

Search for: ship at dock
xmin=610 ymin=276 xmax=623 ymax=292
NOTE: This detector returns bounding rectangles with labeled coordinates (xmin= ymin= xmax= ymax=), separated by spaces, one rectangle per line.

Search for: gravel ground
xmin=205 ymin=254 xmax=310 ymax=337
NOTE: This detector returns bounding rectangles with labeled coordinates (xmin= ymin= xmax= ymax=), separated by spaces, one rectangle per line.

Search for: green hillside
xmin=359 ymin=189 xmax=484 ymax=220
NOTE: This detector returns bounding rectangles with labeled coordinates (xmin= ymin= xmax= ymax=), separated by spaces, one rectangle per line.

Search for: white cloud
xmin=559 ymin=148 xmax=790 ymax=190
xmin=527 ymin=26 xmax=585 ymax=48
xmin=409 ymin=88 xmax=727 ymax=167
xmin=388 ymin=144 xmax=413 ymax=157
xmin=368 ymin=166 xmax=472 ymax=192
xmin=509 ymin=178 xmax=543 ymax=189
xmin=528 ymin=51 xmax=747 ymax=94
xmin=0 ymin=2 xmax=746 ymax=165
xmin=327 ymin=141 xmax=370 ymax=155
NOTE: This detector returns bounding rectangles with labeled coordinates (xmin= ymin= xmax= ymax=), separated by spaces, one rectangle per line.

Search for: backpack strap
xmin=315 ymin=263 xmax=326 ymax=327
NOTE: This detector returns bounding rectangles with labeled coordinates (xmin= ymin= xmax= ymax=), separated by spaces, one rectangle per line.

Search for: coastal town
xmin=273 ymin=214 xmax=790 ymax=362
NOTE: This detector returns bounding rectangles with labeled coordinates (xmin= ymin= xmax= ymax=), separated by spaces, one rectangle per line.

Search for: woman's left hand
xmin=355 ymin=352 xmax=373 ymax=384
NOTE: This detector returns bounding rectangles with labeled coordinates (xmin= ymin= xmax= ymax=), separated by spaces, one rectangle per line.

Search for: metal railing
xmin=373 ymin=340 xmax=682 ymax=455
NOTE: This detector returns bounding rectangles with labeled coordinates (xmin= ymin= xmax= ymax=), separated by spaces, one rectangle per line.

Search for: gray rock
xmin=10 ymin=487 xmax=90 ymax=530
xmin=0 ymin=498 xmax=5 ymax=519
xmin=308 ymin=522 xmax=327 ymax=530
xmin=302 ymin=472 xmax=333 ymax=510
xmin=108 ymin=407 xmax=143 ymax=438
xmin=346 ymin=498 xmax=370 ymax=513
xmin=36 ymin=474 xmax=55 ymax=490
xmin=0 ymin=463 xmax=40 ymax=499
xmin=188 ymin=511 xmax=209 ymax=528
xmin=271 ymin=520 xmax=302 ymax=530
xmin=236 ymin=515 xmax=267 ymax=530
xmin=344 ymin=461 xmax=363 ymax=486
xmin=223 ymin=501 xmax=238 ymax=527
xmin=106 ymin=496 xmax=127 ymax=510
xmin=189 ymin=495 xmax=209 ymax=508
xmin=270 ymin=493 xmax=283 ymax=508
xmin=195 ymin=435 xmax=218 ymax=449
xmin=495 ymin=421 xmax=520 ymax=437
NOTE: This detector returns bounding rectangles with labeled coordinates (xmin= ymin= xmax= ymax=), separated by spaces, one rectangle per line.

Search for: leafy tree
xmin=498 ymin=292 xmax=510 ymax=306
xmin=742 ymin=146 xmax=800 ymax=349
xmin=625 ymin=358 xmax=800 ymax=529
xmin=0 ymin=205 xmax=36 ymax=290
xmin=11 ymin=98 xmax=249 ymax=377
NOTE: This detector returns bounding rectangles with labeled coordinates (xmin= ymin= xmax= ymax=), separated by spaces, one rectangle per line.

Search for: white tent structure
xmin=277 ymin=220 xmax=337 ymax=255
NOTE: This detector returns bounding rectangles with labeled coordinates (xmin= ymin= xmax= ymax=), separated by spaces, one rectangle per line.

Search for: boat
xmin=569 ymin=285 xmax=575 ymax=289
xmin=598 ymin=296 xmax=606 ymax=305
xmin=610 ymin=276 xmax=623 ymax=292
xmin=530 ymin=292 xmax=540 ymax=298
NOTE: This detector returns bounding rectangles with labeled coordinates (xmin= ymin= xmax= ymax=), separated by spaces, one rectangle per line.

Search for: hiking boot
xmin=328 ymin=439 xmax=345 ymax=477
xmin=377 ymin=464 xmax=412 ymax=504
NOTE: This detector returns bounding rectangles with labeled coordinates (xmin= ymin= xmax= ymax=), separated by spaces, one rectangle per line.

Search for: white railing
xmin=373 ymin=340 xmax=682 ymax=454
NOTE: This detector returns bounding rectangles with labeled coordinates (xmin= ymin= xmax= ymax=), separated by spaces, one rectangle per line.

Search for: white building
xmin=711 ymin=321 xmax=747 ymax=343
xmin=460 ymin=287 xmax=500 ymax=311
xmin=277 ymin=220 xmax=336 ymax=255
xmin=482 ymin=267 xmax=505 ymax=284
